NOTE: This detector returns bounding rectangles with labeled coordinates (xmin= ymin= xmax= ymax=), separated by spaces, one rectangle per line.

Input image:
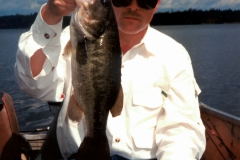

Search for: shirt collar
xmin=138 ymin=25 xmax=159 ymax=55
xmin=123 ymin=25 xmax=158 ymax=57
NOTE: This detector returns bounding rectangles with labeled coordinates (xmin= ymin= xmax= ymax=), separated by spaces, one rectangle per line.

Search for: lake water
xmin=0 ymin=29 xmax=53 ymax=131
xmin=0 ymin=24 xmax=240 ymax=131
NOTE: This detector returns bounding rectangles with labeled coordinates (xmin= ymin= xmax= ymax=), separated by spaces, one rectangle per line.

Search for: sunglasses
xmin=112 ymin=0 xmax=158 ymax=10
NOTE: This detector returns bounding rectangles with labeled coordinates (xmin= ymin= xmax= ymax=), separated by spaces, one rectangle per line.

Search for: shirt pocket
xmin=131 ymin=128 xmax=156 ymax=149
xmin=131 ymin=87 xmax=162 ymax=149
xmin=132 ymin=87 xmax=163 ymax=109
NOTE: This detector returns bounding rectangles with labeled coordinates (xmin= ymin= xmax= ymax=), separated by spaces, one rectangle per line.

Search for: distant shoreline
xmin=0 ymin=9 xmax=240 ymax=29
xmin=151 ymin=9 xmax=240 ymax=25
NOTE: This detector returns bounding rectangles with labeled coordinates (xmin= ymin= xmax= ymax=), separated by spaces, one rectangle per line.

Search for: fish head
xmin=73 ymin=0 xmax=112 ymax=39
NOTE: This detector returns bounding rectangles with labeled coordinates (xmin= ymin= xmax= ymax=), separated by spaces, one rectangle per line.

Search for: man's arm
xmin=155 ymin=47 xmax=206 ymax=159
xmin=30 ymin=0 xmax=76 ymax=77
xmin=14 ymin=0 xmax=75 ymax=101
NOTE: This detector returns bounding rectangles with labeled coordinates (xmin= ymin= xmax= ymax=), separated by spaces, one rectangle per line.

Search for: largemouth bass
xmin=65 ymin=0 xmax=123 ymax=159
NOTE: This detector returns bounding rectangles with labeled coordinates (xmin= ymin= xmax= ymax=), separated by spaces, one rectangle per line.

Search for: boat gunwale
xmin=200 ymin=102 xmax=240 ymax=127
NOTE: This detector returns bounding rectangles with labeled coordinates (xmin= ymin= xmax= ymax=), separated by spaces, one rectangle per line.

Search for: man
xmin=14 ymin=0 xmax=206 ymax=159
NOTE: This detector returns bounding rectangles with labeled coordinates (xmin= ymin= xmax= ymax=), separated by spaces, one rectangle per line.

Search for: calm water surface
xmin=0 ymin=29 xmax=53 ymax=131
xmin=0 ymin=24 xmax=239 ymax=130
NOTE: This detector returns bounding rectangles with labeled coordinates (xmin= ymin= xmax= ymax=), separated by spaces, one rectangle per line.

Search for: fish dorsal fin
xmin=110 ymin=86 xmax=123 ymax=117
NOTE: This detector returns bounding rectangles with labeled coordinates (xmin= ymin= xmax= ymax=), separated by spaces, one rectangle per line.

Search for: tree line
xmin=0 ymin=13 xmax=71 ymax=29
xmin=0 ymin=9 xmax=240 ymax=29
xmin=151 ymin=9 xmax=240 ymax=25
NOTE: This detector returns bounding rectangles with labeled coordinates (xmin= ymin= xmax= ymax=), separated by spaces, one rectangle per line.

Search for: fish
xmin=64 ymin=0 xmax=123 ymax=159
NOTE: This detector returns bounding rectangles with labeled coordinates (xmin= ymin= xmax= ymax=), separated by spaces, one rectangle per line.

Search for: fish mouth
xmin=73 ymin=6 xmax=105 ymax=39
xmin=73 ymin=7 xmax=94 ymax=39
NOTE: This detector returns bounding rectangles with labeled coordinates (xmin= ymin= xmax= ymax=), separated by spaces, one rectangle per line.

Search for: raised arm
xmin=14 ymin=0 xmax=75 ymax=101
xmin=31 ymin=0 xmax=76 ymax=77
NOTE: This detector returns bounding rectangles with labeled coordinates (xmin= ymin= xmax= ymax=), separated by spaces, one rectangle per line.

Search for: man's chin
xmin=118 ymin=25 xmax=148 ymax=35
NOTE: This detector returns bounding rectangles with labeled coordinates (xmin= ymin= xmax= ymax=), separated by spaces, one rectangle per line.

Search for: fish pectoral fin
xmin=63 ymin=40 xmax=72 ymax=57
xmin=110 ymin=86 xmax=123 ymax=117
xmin=67 ymin=93 xmax=84 ymax=122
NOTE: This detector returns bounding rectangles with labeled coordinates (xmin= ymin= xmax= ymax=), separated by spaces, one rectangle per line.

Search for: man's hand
xmin=42 ymin=0 xmax=76 ymax=25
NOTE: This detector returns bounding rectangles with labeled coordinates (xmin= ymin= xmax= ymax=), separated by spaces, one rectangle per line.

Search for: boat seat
xmin=0 ymin=92 xmax=31 ymax=160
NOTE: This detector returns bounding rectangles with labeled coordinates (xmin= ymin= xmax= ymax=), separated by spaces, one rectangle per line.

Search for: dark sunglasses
xmin=112 ymin=0 xmax=158 ymax=10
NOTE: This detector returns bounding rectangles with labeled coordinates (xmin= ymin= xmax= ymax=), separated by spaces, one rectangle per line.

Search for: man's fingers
xmin=47 ymin=0 xmax=76 ymax=16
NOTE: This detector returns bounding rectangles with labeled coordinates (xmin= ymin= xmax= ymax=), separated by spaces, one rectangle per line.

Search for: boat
xmin=0 ymin=92 xmax=46 ymax=160
xmin=200 ymin=102 xmax=240 ymax=160
xmin=1 ymin=91 xmax=240 ymax=159
xmin=21 ymin=103 xmax=240 ymax=160
xmin=20 ymin=129 xmax=48 ymax=159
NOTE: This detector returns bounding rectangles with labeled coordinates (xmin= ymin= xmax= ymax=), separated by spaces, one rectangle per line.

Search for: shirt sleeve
xmin=155 ymin=46 xmax=206 ymax=160
xmin=14 ymin=4 xmax=70 ymax=101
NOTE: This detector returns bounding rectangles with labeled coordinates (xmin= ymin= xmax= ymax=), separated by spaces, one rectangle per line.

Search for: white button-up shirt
xmin=14 ymin=4 xmax=206 ymax=160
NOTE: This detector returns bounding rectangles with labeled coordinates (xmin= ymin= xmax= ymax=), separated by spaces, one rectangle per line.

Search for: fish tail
xmin=77 ymin=135 xmax=110 ymax=160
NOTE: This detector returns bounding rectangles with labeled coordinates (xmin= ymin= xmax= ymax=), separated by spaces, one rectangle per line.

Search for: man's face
xmin=112 ymin=0 xmax=160 ymax=35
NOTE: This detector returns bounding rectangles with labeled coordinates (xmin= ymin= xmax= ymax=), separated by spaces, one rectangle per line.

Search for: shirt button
xmin=44 ymin=33 xmax=50 ymax=39
xmin=115 ymin=138 xmax=120 ymax=143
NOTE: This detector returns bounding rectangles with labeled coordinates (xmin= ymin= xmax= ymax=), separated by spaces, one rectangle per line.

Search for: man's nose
xmin=129 ymin=0 xmax=139 ymax=10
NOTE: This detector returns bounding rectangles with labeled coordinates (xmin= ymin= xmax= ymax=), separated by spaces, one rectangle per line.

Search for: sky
xmin=0 ymin=0 xmax=240 ymax=16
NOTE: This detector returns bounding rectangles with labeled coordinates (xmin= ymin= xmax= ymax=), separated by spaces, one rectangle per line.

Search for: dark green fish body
xmin=67 ymin=0 xmax=122 ymax=159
